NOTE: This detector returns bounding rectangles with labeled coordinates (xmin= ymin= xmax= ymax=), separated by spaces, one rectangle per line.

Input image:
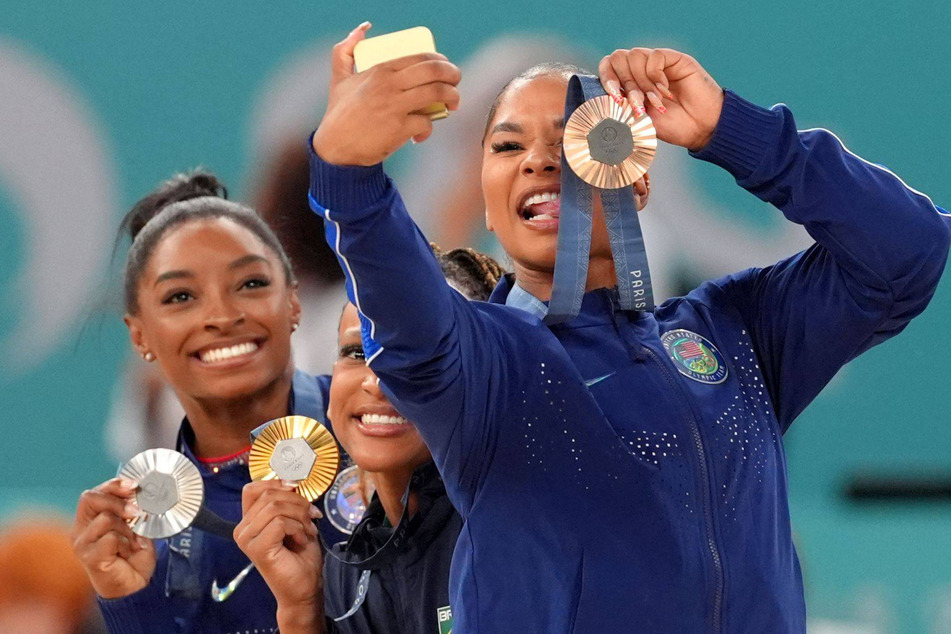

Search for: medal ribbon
xmin=546 ymin=74 xmax=654 ymax=324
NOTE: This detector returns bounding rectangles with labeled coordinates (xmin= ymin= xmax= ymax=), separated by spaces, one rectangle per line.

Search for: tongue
xmin=527 ymin=200 xmax=561 ymax=218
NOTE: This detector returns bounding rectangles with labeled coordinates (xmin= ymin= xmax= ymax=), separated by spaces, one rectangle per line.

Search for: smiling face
xmin=327 ymin=303 xmax=431 ymax=475
xmin=482 ymin=73 xmax=649 ymax=288
xmin=482 ymin=75 xmax=568 ymax=275
xmin=124 ymin=217 xmax=300 ymax=403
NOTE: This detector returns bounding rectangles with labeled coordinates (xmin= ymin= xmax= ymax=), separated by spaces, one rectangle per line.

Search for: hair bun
xmin=123 ymin=170 xmax=229 ymax=242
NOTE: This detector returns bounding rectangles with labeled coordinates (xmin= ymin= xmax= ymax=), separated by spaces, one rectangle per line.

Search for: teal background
xmin=1 ymin=1 xmax=949 ymax=630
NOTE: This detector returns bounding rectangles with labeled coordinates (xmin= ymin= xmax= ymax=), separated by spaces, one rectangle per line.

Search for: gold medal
xmin=119 ymin=448 xmax=204 ymax=539
xmin=248 ymin=415 xmax=340 ymax=502
xmin=563 ymin=94 xmax=657 ymax=190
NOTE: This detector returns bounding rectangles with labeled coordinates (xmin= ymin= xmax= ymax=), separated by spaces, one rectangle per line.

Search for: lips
xmin=516 ymin=185 xmax=561 ymax=229
xmin=191 ymin=337 xmax=264 ymax=367
xmin=352 ymin=408 xmax=413 ymax=438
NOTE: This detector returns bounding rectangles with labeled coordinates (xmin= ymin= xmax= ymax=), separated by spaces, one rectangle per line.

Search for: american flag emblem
xmin=676 ymin=340 xmax=705 ymax=359
xmin=660 ymin=329 xmax=729 ymax=385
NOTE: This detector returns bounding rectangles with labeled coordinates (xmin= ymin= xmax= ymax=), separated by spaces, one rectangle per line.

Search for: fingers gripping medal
xmin=249 ymin=416 xmax=340 ymax=501
xmin=119 ymin=448 xmax=204 ymax=539
xmin=547 ymin=75 xmax=657 ymax=324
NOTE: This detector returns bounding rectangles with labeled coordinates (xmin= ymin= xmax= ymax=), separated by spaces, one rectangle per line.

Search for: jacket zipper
xmin=642 ymin=345 xmax=725 ymax=633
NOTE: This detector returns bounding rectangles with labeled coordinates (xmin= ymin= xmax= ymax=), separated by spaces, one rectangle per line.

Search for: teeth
xmin=360 ymin=414 xmax=409 ymax=426
xmin=199 ymin=341 xmax=259 ymax=364
xmin=522 ymin=191 xmax=560 ymax=210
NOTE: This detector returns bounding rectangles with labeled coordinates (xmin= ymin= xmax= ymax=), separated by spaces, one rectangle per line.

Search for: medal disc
xmin=324 ymin=465 xmax=376 ymax=535
xmin=248 ymin=415 xmax=340 ymax=502
xmin=119 ymin=448 xmax=203 ymax=539
xmin=563 ymin=94 xmax=657 ymax=189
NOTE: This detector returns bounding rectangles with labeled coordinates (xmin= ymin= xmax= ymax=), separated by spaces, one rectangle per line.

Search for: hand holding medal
xmin=597 ymin=47 xmax=724 ymax=152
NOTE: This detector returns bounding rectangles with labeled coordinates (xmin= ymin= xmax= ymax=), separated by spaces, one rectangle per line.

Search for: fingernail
xmin=280 ymin=479 xmax=297 ymax=489
xmin=656 ymin=104 xmax=667 ymax=114
xmin=410 ymin=138 xmax=418 ymax=145
xmin=137 ymin=537 xmax=150 ymax=549
xmin=359 ymin=21 xmax=371 ymax=29
xmin=307 ymin=521 xmax=319 ymax=536
xmin=309 ymin=505 xmax=323 ymax=519
xmin=632 ymin=102 xmax=647 ymax=118
xmin=119 ymin=478 xmax=137 ymax=491
xmin=123 ymin=502 xmax=140 ymax=518
xmin=660 ymin=86 xmax=674 ymax=100
xmin=605 ymin=80 xmax=622 ymax=100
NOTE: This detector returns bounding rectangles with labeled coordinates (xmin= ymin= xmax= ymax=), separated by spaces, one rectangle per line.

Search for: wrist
xmin=687 ymin=89 xmax=725 ymax=153
xmin=276 ymin=597 xmax=324 ymax=634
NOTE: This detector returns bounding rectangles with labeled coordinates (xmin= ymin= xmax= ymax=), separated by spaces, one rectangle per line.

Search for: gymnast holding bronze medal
xmin=297 ymin=21 xmax=949 ymax=634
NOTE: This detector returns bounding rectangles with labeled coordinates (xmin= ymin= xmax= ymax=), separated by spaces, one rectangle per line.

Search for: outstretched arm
xmin=600 ymin=46 xmax=951 ymax=430
xmin=308 ymin=27 xmax=513 ymax=500
xmin=696 ymin=92 xmax=950 ymax=429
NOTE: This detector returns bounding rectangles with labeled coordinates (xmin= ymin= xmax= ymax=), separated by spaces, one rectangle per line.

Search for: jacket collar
xmin=490 ymin=273 xmax=632 ymax=328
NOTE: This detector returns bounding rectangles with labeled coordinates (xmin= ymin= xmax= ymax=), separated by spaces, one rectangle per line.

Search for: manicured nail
xmin=605 ymin=80 xmax=623 ymax=101
xmin=646 ymin=91 xmax=666 ymax=114
xmin=309 ymin=505 xmax=323 ymax=519
xmin=123 ymin=502 xmax=140 ymax=518
xmin=118 ymin=478 xmax=137 ymax=491
xmin=659 ymin=85 xmax=674 ymax=100
xmin=280 ymin=479 xmax=297 ymax=489
xmin=632 ymin=102 xmax=647 ymax=118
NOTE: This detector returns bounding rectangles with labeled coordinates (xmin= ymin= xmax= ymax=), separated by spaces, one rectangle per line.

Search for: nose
xmin=202 ymin=292 xmax=245 ymax=332
xmin=521 ymin=140 xmax=561 ymax=176
xmin=361 ymin=370 xmax=384 ymax=397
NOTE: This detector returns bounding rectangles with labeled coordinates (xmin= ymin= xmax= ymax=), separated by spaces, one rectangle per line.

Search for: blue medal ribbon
xmin=546 ymin=75 xmax=654 ymax=324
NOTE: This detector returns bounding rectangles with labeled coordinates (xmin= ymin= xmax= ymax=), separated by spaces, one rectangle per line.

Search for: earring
xmin=143 ymin=352 xmax=155 ymax=362
xmin=291 ymin=323 xmax=299 ymax=332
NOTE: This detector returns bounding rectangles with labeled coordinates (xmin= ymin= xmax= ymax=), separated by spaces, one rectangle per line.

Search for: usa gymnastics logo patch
xmin=660 ymin=329 xmax=728 ymax=384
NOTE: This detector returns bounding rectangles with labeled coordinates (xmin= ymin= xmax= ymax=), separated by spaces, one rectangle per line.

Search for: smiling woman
xmin=71 ymin=172 xmax=335 ymax=634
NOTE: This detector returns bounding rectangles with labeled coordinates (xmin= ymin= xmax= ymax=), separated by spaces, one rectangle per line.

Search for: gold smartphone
xmin=353 ymin=26 xmax=448 ymax=121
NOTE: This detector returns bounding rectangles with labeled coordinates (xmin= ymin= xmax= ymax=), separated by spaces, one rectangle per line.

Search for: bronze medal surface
xmin=563 ymin=94 xmax=657 ymax=189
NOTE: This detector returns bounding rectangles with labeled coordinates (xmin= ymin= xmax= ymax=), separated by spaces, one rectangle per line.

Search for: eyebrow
xmin=153 ymin=269 xmax=194 ymax=287
xmin=228 ymin=254 xmax=269 ymax=270
xmin=152 ymin=254 xmax=269 ymax=288
xmin=490 ymin=118 xmax=565 ymax=136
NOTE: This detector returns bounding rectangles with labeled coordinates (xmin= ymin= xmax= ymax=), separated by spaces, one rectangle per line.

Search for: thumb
xmin=331 ymin=22 xmax=372 ymax=84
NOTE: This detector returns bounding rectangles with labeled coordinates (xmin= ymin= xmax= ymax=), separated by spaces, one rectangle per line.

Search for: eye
xmin=162 ymin=290 xmax=193 ymax=305
xmin=490 ymin=140 xmax=523 ymax=153
xmin=339 ymin=343 xmax=366 ymax=361
xmin=240 ymin=277 xmax=271 ymax=290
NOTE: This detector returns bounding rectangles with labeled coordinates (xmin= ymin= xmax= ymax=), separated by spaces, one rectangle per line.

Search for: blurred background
xmin=1 ymin=1 xmax=948 ymax=631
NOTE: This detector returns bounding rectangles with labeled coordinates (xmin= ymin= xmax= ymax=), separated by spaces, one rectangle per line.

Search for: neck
xmin=514 ymin=254 xmax=618 ymax=301
xmin=178 ymin=366 xmax=295 ymax=459
xmin=371 ymin=463 xmax=422 ymax=526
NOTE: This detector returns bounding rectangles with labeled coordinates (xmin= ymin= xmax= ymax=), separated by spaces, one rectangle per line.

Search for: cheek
xmin=482 ymin=162 xmax=514 ymax=218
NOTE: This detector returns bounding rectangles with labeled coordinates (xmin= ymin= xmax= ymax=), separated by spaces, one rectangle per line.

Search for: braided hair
xmin=431 ymin=244 xmax=507 ymax=301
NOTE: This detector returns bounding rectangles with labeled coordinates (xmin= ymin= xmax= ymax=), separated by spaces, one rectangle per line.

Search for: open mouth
xmin=517 ymin=186 xmax=561 ymax=228
xmin=353 ymin=411 xmax=413 ymax=438
xmin=192 ymin=339 xmax=264 ymax=366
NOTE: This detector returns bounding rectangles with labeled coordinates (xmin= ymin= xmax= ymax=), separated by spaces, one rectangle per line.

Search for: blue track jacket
xmin=308 ymin=91 xmax=950 ymax=633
